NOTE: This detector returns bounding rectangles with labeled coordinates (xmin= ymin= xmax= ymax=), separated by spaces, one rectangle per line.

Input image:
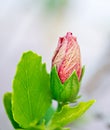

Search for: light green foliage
xmin=12 ymin=51 xmax=52 ymax=128
xmin=3 ymin=92 xmax=20 ymax=129
xmin=50 ymin=100 xmax=95 ymax=128
xmin=3 ymin=51 xmax=95 ymax=130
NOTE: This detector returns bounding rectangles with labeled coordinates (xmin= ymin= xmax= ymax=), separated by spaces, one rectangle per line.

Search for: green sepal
xmin=80 ymin=66 xmax=85 ymax=83
xmin=50 ymin=66 xmax=80 ymax=103
xmin=49 ymin=100 xmax=95 ymax=128
xmin=3 ymin=92 xmax=21 ymax=129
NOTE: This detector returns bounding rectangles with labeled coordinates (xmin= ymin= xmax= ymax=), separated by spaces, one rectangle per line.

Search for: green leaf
xmin=50 ymin=66 xmax=80 ymax=103
xmin=50 ymin=100 xmax=95 ymax=128
xmin=62 ymin=128 xmax=70 ymax=130
xmin=52 ymin=127 xmax=70 ymax=130
xmin=16 ymin=126 xmax=70 ymax=130
xmin=12 ymin=51 xmax=52 ymax=128
xmin=3 ymin=92 xmax=20 ymax=129
xmin=16 ymin=124 xmax=45 ymax=130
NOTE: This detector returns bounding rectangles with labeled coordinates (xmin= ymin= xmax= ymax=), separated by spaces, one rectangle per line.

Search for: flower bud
xmin=50 ymin=32 xmax=83 ymax=103
xmin=52 ymin=32 xmax=81 ymax=83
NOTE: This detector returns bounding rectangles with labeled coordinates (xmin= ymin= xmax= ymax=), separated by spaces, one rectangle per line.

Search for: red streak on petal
xmin=60 ymin=37 xmax=64 ymax=43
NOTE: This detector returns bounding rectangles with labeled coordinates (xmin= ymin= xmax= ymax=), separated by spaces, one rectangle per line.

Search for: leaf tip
xmin=89 ymin=99 xmax=96 ymax=105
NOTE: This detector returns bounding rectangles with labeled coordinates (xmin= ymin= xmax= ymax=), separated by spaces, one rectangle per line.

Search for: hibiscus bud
xmin=50 ymin=32 xmax=83 ymax=102
xmin=52 ymin=32 xmax=81 ymax=83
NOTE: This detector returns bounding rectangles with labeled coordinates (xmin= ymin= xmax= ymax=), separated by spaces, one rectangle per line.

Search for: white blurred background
xmin=0 ymin=0 xmax=110 ymax=129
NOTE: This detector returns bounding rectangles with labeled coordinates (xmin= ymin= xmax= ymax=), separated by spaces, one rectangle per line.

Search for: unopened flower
xmin=50 ymin=32 xmax=83 ymax=103
xmin=52 ymin=32 xmax=81 ymax=83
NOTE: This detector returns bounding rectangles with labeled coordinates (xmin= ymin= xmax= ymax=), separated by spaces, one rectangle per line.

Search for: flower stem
xmin=57 ymin=102 xmax=67 ymax=111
